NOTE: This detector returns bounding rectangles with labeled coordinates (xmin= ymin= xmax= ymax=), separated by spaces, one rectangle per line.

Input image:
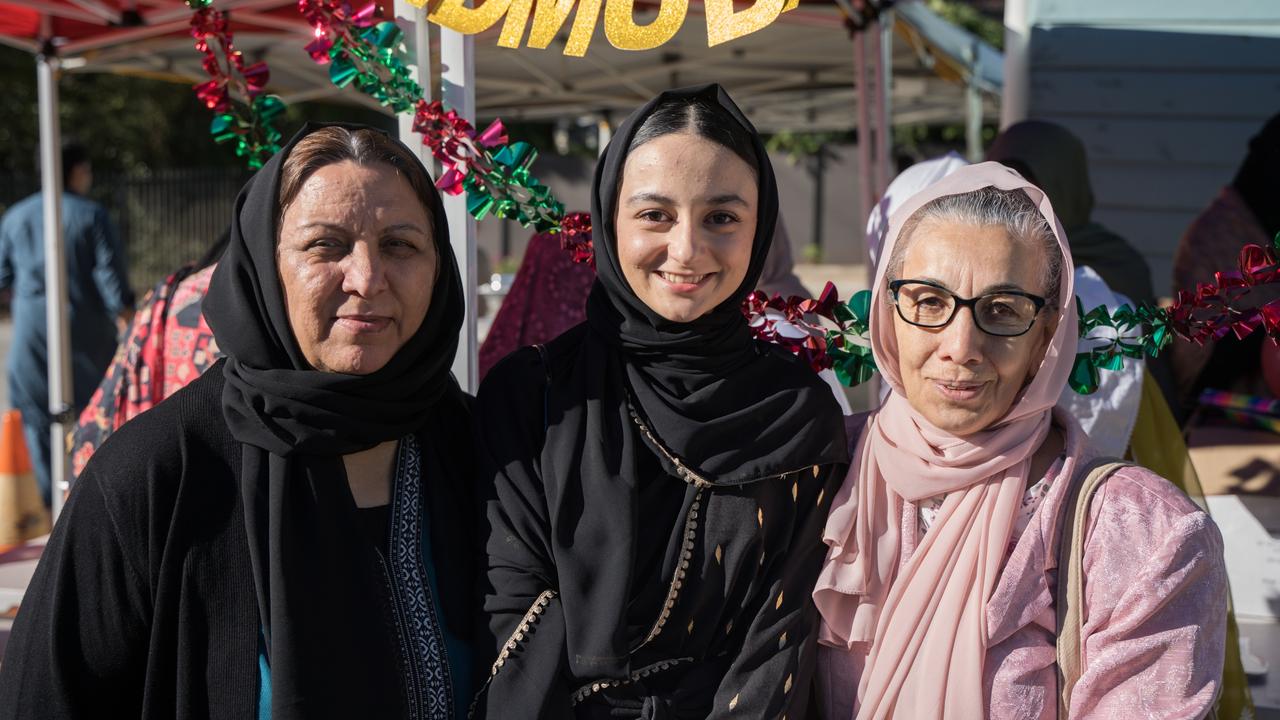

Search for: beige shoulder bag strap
xmin=1055 ymin=457 xmax=1129 ymax=719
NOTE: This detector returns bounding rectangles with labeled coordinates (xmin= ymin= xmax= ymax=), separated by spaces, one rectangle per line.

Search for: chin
xmin=318 ymin=347 xmax=396 ymax=375
xmin=911 ymin=401 xmax=991 ymax=436
xmin=650 ymin=298 xmax=710 ymax=324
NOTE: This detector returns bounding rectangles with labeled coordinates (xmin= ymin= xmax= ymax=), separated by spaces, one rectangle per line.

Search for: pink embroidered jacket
xmin=815 ymin=413 xmax=1228 ymax=719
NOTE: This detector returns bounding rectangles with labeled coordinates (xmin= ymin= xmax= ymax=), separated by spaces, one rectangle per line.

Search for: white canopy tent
xmin=0 ymin=0 xmax=1001 ymax=521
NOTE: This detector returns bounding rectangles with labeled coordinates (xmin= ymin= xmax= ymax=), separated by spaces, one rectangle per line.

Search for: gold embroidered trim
xmin=639 ymin=487 xmax=703 ymax=647
xmin=491 ymin=589 xmax=557 ymax=676
xmin=569 ymin=657 xmax=694 ymax=706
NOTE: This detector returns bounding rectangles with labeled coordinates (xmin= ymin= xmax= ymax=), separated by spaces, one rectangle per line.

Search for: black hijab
xmin=202 ymin=122 xmax=467 ymax=718
xmin=1234 ymin=111 xmax=1280 ymax=240
xmin=543 ymin=84 xmax=847 ymax=680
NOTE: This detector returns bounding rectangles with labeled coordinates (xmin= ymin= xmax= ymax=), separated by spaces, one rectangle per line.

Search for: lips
xmin=933 ymin=379 xmax=988 ymax=401
xmin=335 ymin=314 xmax=392 ymax=333
xmin=655 ymin=270 xmax=714 ymax=292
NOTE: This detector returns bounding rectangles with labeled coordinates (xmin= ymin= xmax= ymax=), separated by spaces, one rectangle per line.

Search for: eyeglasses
xmin=888 ymin=279 xmax=1047 ymax=337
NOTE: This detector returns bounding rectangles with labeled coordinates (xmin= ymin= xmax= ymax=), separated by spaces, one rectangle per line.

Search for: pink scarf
xmin=813 ymin=163 xmax=1080 ymax=718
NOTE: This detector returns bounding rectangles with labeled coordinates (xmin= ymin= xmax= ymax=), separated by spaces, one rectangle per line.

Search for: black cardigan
xmin=472 ymin=332 xmax=846 ymax=719
xmin=0 ymin=365 xmax=480 ymax=719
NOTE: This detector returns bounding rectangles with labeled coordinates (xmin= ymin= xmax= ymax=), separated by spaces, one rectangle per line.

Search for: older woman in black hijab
xmin=0 ymin=124 xmax=478 ymax=719
xmin=472 ymin=85 xmax=848 ymax=719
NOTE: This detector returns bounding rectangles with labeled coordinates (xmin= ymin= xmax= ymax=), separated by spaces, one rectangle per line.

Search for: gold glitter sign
xmin=421 ymin=0 xmax=800 ymax=56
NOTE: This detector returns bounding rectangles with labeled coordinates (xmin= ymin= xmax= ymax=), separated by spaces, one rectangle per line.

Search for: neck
xmin=342 ymin=440 xmax=397 ymax=508
xmin=1029 ymin=423 xmax=1064 ymax=486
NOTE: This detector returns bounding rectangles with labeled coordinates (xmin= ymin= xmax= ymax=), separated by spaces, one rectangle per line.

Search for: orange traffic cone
xmin=0 ymin=410 xmax=50 ymax=551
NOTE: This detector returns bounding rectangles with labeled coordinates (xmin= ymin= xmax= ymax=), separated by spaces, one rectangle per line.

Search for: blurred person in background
xmin=986 ymin=120 xmax=1155 ymax=308
xmin=0 ymin=139 xmax=135 ymax=506
xmin=1171 ymin=112 xmax=1280 ymax=414
xmin=69 ymin=229 xmax=228 ymax=478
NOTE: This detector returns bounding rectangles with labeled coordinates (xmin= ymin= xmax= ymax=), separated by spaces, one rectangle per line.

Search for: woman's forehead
xmin=619 ymin=135 xmax=757 ymax=197
xmin=899 ymin=219 xmax=1046 ymax=294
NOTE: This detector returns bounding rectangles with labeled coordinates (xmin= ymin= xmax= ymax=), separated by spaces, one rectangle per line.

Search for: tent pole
xmin=873 ymin=9 xmax=893 ymax=196
xmin=36 ymin=45 xmax=73 ymax=523
xmin=1000 ymin=0 xmax=1030 ymax=128
xmin=854 ymin=28 xmax=872 ymax=238
xmin=394 ymin=0 xmax=433 ymax=168
xmin=964 ymin=40 xmax=983 ymax=161
xmin=441 ymin=27 xmax=477 ymax=393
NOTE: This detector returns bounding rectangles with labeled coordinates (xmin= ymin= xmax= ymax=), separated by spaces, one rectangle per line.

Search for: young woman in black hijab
xmin=0 ymin=124 xmax=479 ymax=719
xmin=472 ymin=85 xmax=849 ymax=718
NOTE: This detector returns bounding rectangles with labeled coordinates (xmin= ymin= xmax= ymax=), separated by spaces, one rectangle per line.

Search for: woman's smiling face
xmin=276 ymin=160 xmax=437 ymax=375
xmin=893 ymin=218 xmax=1056 ymax=436
xmin=614 ymin=132 xmax=758 ymax=323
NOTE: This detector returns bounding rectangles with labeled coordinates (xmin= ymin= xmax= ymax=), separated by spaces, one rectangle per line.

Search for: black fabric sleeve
xmin=707 ymin=464 xmax=842 ymax=719
xmin=0 ymin=471 xmax=150 ymax=718
xmin=470 ymin=348 xmax=573 ymax=719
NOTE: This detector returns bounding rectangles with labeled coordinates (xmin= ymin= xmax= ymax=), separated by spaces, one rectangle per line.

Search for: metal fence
xmin=0 ymin=168 xmax=248 ymax=295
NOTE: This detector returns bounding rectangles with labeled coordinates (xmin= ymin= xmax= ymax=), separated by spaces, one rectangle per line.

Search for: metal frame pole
xmin=394 ymin=0 xmax=433 ymax=166
xmin=1001 ymin=0 xmax=1030 ymax=128
xmin=853 ymin=29 xmax=873 ymax=234
xmin=441 ymin=28 xmax=477 ymax=393
xmin=876 ymin=8 xmax=893 ymax=196
xmin=964 ymin=41 xmax=983 ymax=162
xmin=36 ymin=46 xmax=73 ymax=522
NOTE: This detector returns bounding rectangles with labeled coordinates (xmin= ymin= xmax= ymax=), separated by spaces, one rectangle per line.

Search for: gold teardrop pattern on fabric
xmin=728 ymin=693 xmax=739 ymax=710
xmin=812 ymin=464 xmax=820 ymax=477
xmin=784 ymin=673 xmax=793 ymax=694
xmin=775 ymin=591 xmax=784 ymax=610
xmin=816 ymin=488 xmax=825 ymax=507
xmin=757 ymin=507 xmax=764 ymax=527
xmin=778 ymin=631 xmax=788 ymax=649
xmin=715 ymin=544 xmax=723 ymax=564
xmin=791 ymin=481 xmax=798 ymax=502
xmin=687 ymin=619 xmax=695 ymax=635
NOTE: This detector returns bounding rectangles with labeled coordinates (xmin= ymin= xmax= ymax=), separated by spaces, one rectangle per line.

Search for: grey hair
xmin=884 ymin=186 xmax=1063 ymax=308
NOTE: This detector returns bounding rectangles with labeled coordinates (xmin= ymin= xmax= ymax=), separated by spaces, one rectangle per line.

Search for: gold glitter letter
xmin=497 ymin=0 xmax=534 ymax=47
xmin=604 ymin=0 xmax=687 ymax=51
xmin=527 ymin=0 xmax=602 ymax=57
xmin=430 ymin=0 xmax=515 ymax=35
xmin=704 ymin=0 xmax=785 ymax=47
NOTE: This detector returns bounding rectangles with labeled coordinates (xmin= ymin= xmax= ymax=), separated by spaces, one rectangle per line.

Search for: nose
xmin=935 ymin=306 xmax=984 ymax=367
xmin=340 ymin=240 xmax=388 ymax=298
xmin=665 ymin=219 xmax=701 ymax=266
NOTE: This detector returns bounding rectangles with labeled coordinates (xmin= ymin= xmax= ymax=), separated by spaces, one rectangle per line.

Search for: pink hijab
xmin=812 ymin=162 xmax=1080 ymax=718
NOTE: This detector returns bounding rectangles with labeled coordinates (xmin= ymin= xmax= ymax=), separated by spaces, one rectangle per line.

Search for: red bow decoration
xmin=558 ymin=212 xmax=594 ymax=266
xmin=412 ymin=100 xmax=508 ymax=195
xmin=1166 ymin=234 xmax=1280 ymax=346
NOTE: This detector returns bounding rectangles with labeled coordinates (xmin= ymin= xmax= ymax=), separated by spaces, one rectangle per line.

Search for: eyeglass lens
xmin=895 ymin=282 xmax=1039 ymax=336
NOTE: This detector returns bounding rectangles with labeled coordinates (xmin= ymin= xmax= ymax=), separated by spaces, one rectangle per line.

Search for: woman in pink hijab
xmin=812 ymin=163 xmax=1227 ymax=719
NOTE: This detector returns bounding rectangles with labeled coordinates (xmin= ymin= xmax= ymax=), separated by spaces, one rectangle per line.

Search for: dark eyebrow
xmin=978 ymin=281 xmax=1032 ymax=295
xmin=626 ymin=191 xmax=675 ymax=206
xmin=706 ymin=193 xmax=748 ymax=207
xmin=911 ymin=277 xmax=1032 ymax=295
xmin=299 ymin=221 xmax=349 ymax=233
xmin=382 ymin=222 xmax=430 ymax=236
xmin=298 ymin=221 xmax=428 ymax=236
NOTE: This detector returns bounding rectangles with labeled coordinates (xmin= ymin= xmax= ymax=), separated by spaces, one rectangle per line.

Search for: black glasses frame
xmin=888 ymin=278 xmax=1048 ymax=338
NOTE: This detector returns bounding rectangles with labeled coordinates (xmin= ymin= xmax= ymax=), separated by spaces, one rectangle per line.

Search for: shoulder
xmin=478 ymin=325 xmax=586 ymax=408
xmin=79 ymin=363 xmax=238 ymax=535
xmin=752 ymin=340 xmax=846 ymax=417
xmin=1086 ymin=462 xmax=1223 ymax=559
xmin=846 ymin=411 xmax=872 ymax=449
xmin=0 ymin=194 xmax=39 ymax=227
